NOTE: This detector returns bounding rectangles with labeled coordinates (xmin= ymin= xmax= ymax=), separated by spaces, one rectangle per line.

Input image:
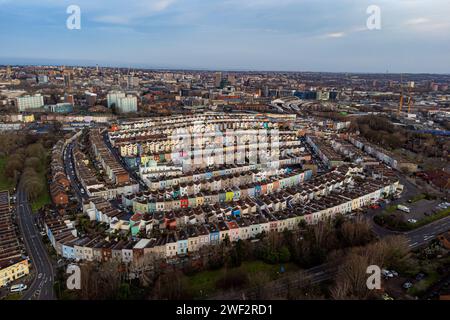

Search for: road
xmin=366 ymin=175 xmax=449 ymax=249
xmin=64 ymin=141 xmax=88 ymax=202
xmin=405 ymin=215 xmax=450 ymax=249
xmin=16 ymin=179 xmax=55 ymax=300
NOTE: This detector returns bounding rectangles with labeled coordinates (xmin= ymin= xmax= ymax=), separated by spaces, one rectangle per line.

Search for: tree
xmin=24 ymin=156 xmax=41 ymax=169
xmin=26 ymin=142 xmax=46 ymax=161
xmin=278 ymin=246 xmax=291 ymax=263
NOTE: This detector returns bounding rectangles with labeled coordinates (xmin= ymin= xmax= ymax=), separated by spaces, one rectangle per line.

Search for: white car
xmin=10 ymin=284 xmax=27 ymax=293
xmin=382 ymin=269 xmax=393 ymax=278
xmin=407 ymin=219 xmax=418 ymax=224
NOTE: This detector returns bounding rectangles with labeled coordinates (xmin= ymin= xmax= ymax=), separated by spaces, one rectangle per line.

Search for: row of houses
xmin=89 ymin=129 xmax=131 ymax=185
xmin=72 ymin=142 xmax=139 ymax=200
xmin=115 ymin=129 xmax=299 ymax=158
xmin=122 ymin=168 xmax=314 ymax=217
xmin=113 ymin=112 xmax=288 ymax=135
xmin=0 ymin=191 xmax=29 ymax=287
xmin=330 ymin=137 xmax=377 ymax=164
xmin=348 ymin=136 xmax=418 ymax=172
xmin=141 ymin=158 xmax=307 ymax=191
xmin=46 ymin=167 xmax=400 ymax=263
xmin=305 ymin=135 xmax=345 ymax=169
xmin=49 ymin=140 xmax=70 ymax=206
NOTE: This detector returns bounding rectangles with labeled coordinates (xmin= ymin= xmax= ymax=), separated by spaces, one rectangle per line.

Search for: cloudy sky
xmin=0 ymin=0 xmax=449 ymax=73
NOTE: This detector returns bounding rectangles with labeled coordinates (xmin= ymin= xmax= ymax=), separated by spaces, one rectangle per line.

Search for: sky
xmin=0 ymin=0 xmax=449 ymax=73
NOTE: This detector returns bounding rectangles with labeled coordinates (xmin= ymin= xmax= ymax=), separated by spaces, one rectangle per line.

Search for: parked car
xmin=390 ymin=270 xmax=399 ymax=277
xmin=382 ymin=293 xmax=394 ymax=300
xmin=382 ymin=269 xmax=394 ymax=278
xmin=403 ymin=282 xmax=413 ymax=289
xmin=10 ymin=284 xmax=27 ymax=293
xmin=407 ymin=219 xmax=418 ymax=224
xmin=415 ymin=273 xmax=426 ymax=281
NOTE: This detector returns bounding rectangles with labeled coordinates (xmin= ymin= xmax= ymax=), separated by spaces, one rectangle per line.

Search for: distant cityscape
xmin=0 ymin=64 xmax=449 ymax=301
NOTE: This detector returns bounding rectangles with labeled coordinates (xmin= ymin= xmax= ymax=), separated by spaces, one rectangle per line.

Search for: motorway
xmin=16 ymin=178 xmax=55 ymax=300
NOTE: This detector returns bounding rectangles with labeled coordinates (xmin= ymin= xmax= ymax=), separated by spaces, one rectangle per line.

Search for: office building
xmin=16 ymin=94 xmax=44 ymax=112
xmin=116 ymin=95 xmax=138 ymax=113
xmin=107 ymin=91 xmax=126 ymax=108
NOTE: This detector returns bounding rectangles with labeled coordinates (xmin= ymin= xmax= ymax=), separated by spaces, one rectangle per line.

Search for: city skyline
xmin=1 ymin=0 xmax=450 ymax=73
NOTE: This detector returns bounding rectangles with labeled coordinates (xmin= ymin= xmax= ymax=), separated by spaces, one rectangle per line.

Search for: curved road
xmin=16 ymin=179 xmax=55 ymax=300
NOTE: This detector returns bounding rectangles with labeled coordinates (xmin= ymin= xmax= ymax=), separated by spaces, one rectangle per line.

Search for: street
xmin=15 ymin=178 xmax=55 ymax=300
xmin=64 ymin=141 xmax=88 ymax=202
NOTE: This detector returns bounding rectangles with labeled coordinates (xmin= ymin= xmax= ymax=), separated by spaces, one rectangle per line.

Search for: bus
xmin=10 ymin=284 xmax=27 ymax=293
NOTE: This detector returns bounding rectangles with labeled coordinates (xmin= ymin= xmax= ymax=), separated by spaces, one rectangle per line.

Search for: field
xmin=185 ymin=260 xmax=300 ymax=299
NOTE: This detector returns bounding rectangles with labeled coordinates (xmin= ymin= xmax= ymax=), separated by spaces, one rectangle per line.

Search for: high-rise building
xmin=16 ymin=94 xmax=44 ymax=112
xmin=116 ymin=95 xmax=138 ymax=113
xmin=6 ymin=65 xmax=11 ymax=79
xmin=85 ymin=92 xmax=97 ymax=107
xmin=107 ymin=91 xmax=126 ymax=108
xmin=64 ymin=73 xmax=71 ymax=88
xmin=227 ymin=74 xmax=236 ymax=85
xmin=214 ymin=72 xmax=222 ymax=88
xmin=37 ymin=75 xmax=49 ymax=84
xmin=127 ymin=76 xmax=140 ymax=89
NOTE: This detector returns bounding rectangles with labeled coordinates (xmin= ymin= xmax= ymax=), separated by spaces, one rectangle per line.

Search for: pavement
xmin=15 ymin=178 xmax=55 ymax=300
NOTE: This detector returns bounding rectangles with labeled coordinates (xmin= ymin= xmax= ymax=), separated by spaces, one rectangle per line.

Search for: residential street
xmin=16 ymin=178 xmax=55 ymax=300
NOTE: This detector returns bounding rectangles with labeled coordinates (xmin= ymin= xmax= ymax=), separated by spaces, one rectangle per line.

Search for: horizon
xmin=1 ymin=0 xmax=450 ymax=74
xmin=1 ymin=61 xmax=450 ymax=76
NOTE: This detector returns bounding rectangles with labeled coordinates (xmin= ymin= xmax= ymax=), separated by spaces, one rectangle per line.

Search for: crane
xmin=407 ymin=86 xmax=414 ymax=114
xmin=397 ymin=74 xmax=404 ymax=116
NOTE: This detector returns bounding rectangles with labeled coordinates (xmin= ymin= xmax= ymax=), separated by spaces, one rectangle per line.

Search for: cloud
xmin=404 ymin=17 xmax=429 ymax=25
xmin=325 ymin=32 xmax=346 ymax=38
xmin=91 ymin=0 xmax=177 ymax=25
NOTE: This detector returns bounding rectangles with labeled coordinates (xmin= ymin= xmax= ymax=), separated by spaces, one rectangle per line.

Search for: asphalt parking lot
xmin=404 ymin=199 xmax=443 ymax=221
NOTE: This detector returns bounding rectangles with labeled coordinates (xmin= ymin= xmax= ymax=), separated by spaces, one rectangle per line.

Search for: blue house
xmin=232 ymin=208 xmax=241 ymax=217
xmin=208 ymin=225 xmax=220 ymax=245
xmin=62 ymin=243 xmax=75 ymax=260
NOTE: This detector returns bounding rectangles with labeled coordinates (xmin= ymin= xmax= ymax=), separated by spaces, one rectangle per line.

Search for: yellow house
xmin=23 ymin=114 xmax=35 ymax=123
xmin=351 ymin=198 xmax=359 ymax=210
xmin=225 ymin=191 xmax=234 ymax=202
xmin=0 ymin=259 xmax=29 ymax=287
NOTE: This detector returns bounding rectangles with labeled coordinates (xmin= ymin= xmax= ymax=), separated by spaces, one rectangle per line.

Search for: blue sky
xmin=0 ymin=0 xmax=449 ymax=73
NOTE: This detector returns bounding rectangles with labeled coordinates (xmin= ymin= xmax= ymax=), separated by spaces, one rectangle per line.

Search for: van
xmin=397 ymin=205 xmax=411 ymax=213
xmin=10 ymin=284 xmax=27 ymax=293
